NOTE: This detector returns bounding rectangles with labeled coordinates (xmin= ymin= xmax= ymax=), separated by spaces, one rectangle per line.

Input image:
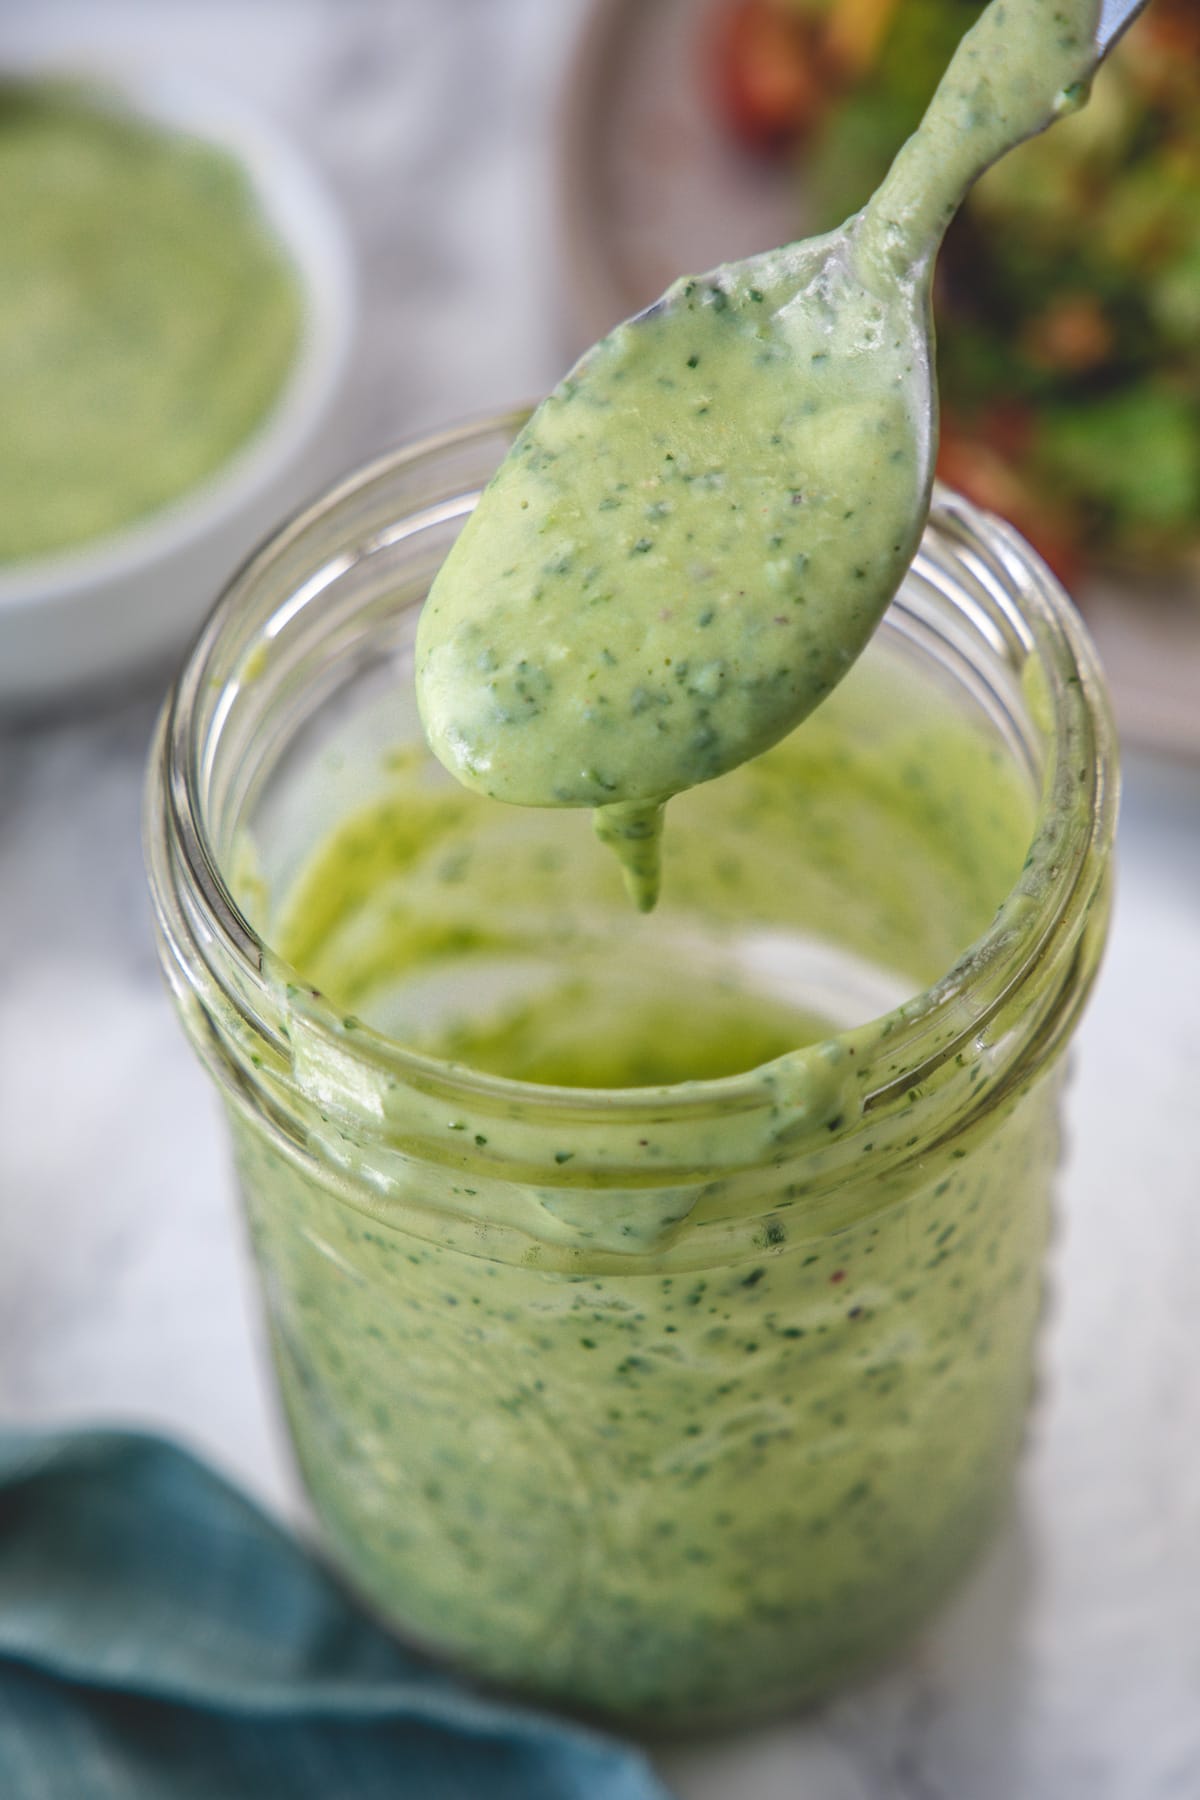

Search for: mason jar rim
xmin=146 ymin=411 xmax=1117 ymax=1152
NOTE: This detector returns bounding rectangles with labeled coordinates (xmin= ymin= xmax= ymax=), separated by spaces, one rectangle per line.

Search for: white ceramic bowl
xmin=0 ymin=70 xmax=356 ymax=710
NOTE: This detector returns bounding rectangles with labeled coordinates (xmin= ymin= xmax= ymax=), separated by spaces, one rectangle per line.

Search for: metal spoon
xmin=418 ymin=0 xmax=1146 ymax=911
xmin=1098 ymin=0 xmax=1151 ymax=53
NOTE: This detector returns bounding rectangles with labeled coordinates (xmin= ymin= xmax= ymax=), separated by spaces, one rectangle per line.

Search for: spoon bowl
xmin=418 ymin=225 xmax=933 ymax=810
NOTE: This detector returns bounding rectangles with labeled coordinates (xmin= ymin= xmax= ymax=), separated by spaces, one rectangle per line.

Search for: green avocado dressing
xmin=209 ymin=0 xmax=1112 ymax=1727
xmin=235 ymin=644 xmax=1055 ymax=1721
xmin=0 ymin=81 xmax=302 ymax=564
xmin=271 ymin=657 xmax=1034 ymax=1090
xmin=416 ymin=0 xmax=1100 ymax=908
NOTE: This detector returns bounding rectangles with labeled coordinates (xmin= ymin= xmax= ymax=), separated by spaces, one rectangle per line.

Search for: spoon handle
xmin=854 ymin=0 xmax=1106 ymax=283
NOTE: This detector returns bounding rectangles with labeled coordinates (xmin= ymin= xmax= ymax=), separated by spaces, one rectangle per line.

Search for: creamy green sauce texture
xmin=416 ymin=0 xmax=1100 ymax=908
xmin=240 ymin=1096 xmax=1057 ymax=1723
xmin=229 ymin=0 xmax=1106 ymax=1728
xmin=273 ymin=661 xmax=1034 ymax=1086
xmin=234 ymin=655 xmax=1053 ymax=1723
xmin=0 ymin=82 xmax=302 ymax=563
xmin=417 ymin=256 xmax=932 ymax=908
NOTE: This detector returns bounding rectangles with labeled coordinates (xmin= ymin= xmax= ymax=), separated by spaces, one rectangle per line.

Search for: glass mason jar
xmin=145 ymin=413 xmax=1117 ymax=1732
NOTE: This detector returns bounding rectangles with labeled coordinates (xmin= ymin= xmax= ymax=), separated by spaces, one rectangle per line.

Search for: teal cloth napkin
xmin=0 ymin=1429 xmax=676 ymax=1799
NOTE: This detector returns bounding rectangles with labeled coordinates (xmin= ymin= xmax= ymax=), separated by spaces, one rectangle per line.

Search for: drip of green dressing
xmin=416 ymin=0 xmax=1101 ymax=909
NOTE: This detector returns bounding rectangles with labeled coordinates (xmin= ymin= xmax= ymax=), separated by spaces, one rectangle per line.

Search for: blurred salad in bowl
xmin=706 ymin=0 xmax=1200 ymax=581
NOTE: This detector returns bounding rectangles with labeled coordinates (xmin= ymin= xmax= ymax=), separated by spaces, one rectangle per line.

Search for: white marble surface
xmin=2 ymin=5 xmax=1199 ymax=1797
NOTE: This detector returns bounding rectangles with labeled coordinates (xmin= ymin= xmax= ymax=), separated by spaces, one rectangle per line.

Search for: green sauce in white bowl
xmin=0 ymin=80 xmax=302 ymax=565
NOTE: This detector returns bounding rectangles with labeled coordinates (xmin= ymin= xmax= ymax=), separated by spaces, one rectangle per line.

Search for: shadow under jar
xmin=145 ymin=412 xmax=1117 ymax=1732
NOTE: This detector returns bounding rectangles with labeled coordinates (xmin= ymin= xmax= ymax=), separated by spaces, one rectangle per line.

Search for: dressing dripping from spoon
xmin=417 ymin=0 xmax=1123 ymax=911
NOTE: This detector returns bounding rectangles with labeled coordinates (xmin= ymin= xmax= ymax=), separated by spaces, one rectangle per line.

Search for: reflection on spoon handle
xmin=1097 ymin=0 xmax=1151 ymax=54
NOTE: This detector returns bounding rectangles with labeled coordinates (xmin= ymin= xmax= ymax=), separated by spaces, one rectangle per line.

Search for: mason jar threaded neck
xmin=144 ymin=416 xmax=1117 ymax=1236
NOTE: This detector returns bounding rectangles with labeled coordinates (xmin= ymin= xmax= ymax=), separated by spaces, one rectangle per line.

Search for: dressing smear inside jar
xmin=253 ymin=642 xmax=1034 ymax=1096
